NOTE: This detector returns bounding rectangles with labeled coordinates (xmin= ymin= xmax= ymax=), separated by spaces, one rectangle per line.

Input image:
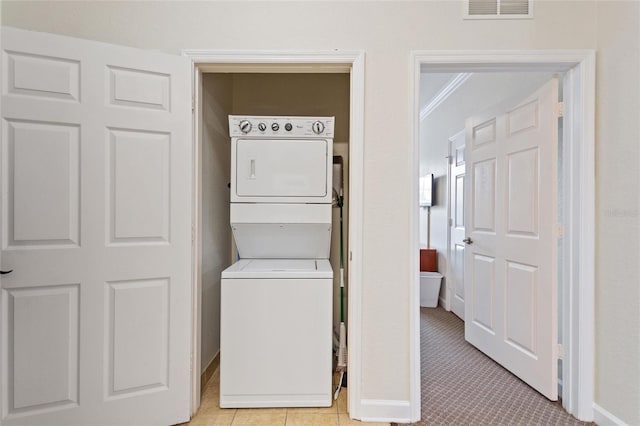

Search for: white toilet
xmin=420 ymin=272 xmax=443 ymax=308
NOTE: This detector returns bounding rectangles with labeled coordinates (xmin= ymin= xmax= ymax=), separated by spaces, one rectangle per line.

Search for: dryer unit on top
xmin=228 ymin=115 xmax=335 ymax=260
xmin=229 ymin=115 xmax=334 ymax=204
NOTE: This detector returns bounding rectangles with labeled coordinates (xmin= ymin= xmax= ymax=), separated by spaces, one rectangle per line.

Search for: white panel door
xmin=464 ymin=78 xmax=559 ymax=400
xmin=448 ymin=131 xmax=465 ymax=320
xmin=0 ymin=27 xmax=192 ymax=425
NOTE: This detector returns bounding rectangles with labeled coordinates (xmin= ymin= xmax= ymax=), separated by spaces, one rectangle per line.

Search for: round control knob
xmin=239 ymin=120 xmax=252 ymax=134
xmin=285 ymin=123 xmax=293 ymax=132
xmin=258 ymin=122 xmax=267 ymax=132
xmin=271 ymin=123 xmax=280 ymax=131
xmin=312 ymin=121 xmax=325 ymax=134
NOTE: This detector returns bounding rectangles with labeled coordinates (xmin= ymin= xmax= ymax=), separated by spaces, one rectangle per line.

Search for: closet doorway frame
xmin=182 ymin=50 xmax=366 ymax=419
xmin=408 ymin=50 xmax=596 ymax=422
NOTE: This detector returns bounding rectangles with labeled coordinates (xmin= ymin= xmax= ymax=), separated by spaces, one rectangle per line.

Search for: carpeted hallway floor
xmin=406 ymin=307 xmax=591 ymax=426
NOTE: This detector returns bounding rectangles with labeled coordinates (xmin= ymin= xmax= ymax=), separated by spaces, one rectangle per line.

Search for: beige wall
xmin=595 ymin=1 xmax=640 ymax=423
xmin=200 ymin=74 xmax=233 ymax=374
xmin=230 ymin=73 xmax=350 ymax=143
xmin=3 ymin=1 xmax=638 ymax=423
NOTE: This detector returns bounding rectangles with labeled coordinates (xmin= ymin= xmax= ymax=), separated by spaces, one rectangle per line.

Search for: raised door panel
xmin=452 ymin=244 xmax=465 ymax=303
xmin=454 ymin=175 xmax=464 ymax=229
xmin=471 ymin=254 xmax=495 ymax=333
xmin=507 ymin=100 xmax=538 ymax=136
xmin=505 ymin=261 xmax=537 ymax=357
xmin=507 ymin=148 xmax=539 ymax=237
xmin=4 ymin=120 xmax=80 ymax=248
xmin=455 ymin=144 xmax=465 ymax=166
xmin=2 ymin=285 xmax=79 ymax=418
xmin=106 ymin=279 xmax=169 ymax=398
xmin=4 ymin=51 xmax=80 ymax=102
xmin=472 ymin=118 xmax=496 ymax=147
xmin=107 ymin=66 xmax=170 ymax=111
xmin=472 ymin=159 xmax=496 ymax=233
xmin=108 ymin=129 xmax=170 ymax=244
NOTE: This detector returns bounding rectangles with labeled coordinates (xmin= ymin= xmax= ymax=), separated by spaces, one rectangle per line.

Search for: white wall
xmin=3 ymin=2 xmax=639 ymax=423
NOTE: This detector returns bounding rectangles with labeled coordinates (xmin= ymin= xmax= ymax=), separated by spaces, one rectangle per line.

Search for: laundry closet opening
xmin=197 ymin=71 xmax=351 ymax=400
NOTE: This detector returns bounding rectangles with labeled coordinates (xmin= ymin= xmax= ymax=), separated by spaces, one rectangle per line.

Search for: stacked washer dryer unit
xmin=220 ymin=116 xmax=335 ymax=408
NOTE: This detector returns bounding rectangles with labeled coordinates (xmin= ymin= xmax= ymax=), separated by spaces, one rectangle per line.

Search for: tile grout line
xmin=229 ymin=406 xmax=237 ymax=426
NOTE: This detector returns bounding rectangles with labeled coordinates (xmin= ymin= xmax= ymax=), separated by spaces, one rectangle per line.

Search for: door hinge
xmin=557 ymin=102 xmax=564 ymax=118
xmin=448 ymin=218 xmax=453 ymax=227
xmin=349 ymin=251 xmax=353 ymax=261
xmin=191 ymin=225 xmax=195 ymax=243
xmin=556 ymin=223 xmax=564 ymax=239
xmin=191 ymin=96 xmax=195 ymax=112
xmin=557 ymin=343 xmax=564 ymax=359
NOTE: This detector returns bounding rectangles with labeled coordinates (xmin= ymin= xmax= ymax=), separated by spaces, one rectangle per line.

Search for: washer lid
xmin=222 ymin=259 xmax=333 ymax=279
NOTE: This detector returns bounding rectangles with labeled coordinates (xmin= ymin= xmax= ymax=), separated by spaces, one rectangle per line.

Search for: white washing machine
xmin=220 ymin=116 xmax=334 ymax=408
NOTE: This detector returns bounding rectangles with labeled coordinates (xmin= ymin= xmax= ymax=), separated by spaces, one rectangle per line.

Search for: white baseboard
xmin=438 ymin=296 xmax=446 ymax=309
xmin=360 ymin=399 xmax=412 ymax=423
xmin=593 ymin=403 xmax=628 ymax=426
xmin=200 ymin=351 xmax=220 ymax=390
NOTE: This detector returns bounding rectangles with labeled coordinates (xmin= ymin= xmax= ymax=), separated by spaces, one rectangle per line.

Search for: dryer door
xmin=234 ymin=138 xmax=330 ymax=200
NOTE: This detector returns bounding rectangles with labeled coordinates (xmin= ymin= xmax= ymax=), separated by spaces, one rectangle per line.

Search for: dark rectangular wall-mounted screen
xmin=420 ymin=174 xmax=434 ymax=207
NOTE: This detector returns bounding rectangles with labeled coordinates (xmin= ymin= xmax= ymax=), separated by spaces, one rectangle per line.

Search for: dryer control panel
xmin=229 ymin=115 xmax=335 ymax=138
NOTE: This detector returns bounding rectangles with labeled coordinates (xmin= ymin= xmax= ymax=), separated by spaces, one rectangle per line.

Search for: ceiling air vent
xmin=465 ymin=0 xmax=532 ymax=19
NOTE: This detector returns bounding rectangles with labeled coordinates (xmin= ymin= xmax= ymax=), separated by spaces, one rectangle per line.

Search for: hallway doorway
xmin=409 ymin=50 xmax=595 ymax=422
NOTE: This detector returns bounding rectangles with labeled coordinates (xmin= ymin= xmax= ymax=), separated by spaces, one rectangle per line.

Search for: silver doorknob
xmin=463 ymin=237 xmax=473 ymax=245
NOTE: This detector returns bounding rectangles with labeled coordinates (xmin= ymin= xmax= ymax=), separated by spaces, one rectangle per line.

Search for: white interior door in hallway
xmin=448 ymin=130 xmax=465 ymax=320
xmin=1 ymin=28 xmax=192 ymax=425
xmin=464 ymin=78 xmax=560 ymax=401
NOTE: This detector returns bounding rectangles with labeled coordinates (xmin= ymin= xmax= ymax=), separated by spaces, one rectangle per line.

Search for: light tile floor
xmin=178 ymin=369 xmax=389 ymax=426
